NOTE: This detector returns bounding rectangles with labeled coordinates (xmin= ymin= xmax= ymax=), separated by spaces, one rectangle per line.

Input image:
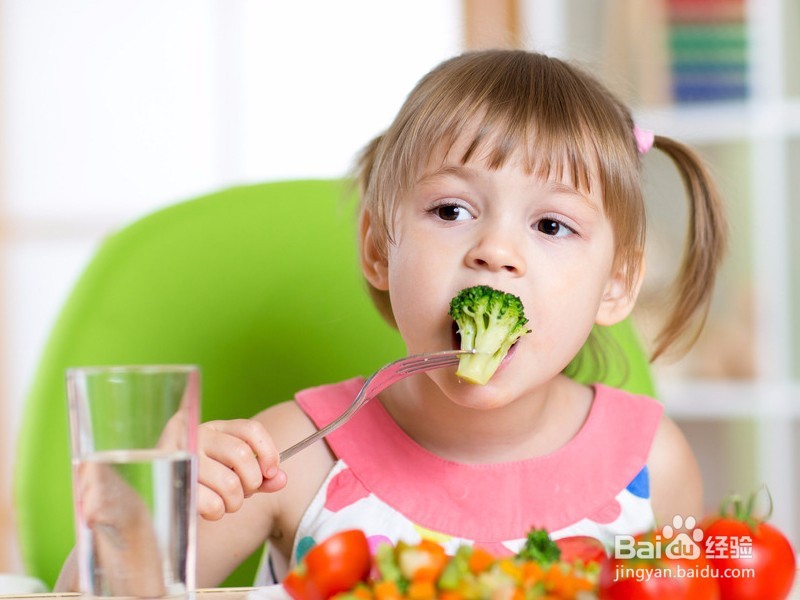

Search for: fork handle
xmin=278 ymin=399 xmax=365 ymax=462
xmin=277 ymin=349 xmax=468 ymax=462
xmin=278 ymin=430 xmax=325 ymax=462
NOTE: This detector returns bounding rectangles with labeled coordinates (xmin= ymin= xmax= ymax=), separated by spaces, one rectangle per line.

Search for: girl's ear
xmin=359 ymin=210 xmax=390 ymax=291
xmin=595 ymin=257 xmax=646 ymax=326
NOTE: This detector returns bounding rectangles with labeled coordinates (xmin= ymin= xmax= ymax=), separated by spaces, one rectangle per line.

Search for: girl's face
xmin=362 ymin=136 xmax=636 ymax=408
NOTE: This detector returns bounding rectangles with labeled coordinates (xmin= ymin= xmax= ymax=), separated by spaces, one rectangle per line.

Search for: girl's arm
xmin=647 ymin=414 xmax=704 ymax=527
xmin=195 ymin=400 xmax=334 ymax=588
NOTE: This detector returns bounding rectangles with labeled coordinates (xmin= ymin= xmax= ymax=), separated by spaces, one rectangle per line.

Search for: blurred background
xmin=1 ymin=0 xmax=798 ymax=576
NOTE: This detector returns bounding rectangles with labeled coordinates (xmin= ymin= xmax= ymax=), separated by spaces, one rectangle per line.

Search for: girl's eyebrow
xmin=546 ymin=182 xmax=600 ymax=214
xmin=416 ymin=163 xmax=478 ymax=185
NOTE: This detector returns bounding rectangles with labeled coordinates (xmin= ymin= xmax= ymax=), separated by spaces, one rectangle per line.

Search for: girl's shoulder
xmin=588 ymin=383 xmax=664 ymax=440
xmin=292 ymin=377 xmax=366 ymax=425
xmin=254 ymin=378 xmax=362 ymax=442
xmin=591 ymin=384 xmax=702 ymax=524
xmin=254 ymin=396 xmax=321 ymax=449
xmin=591 ymin=383 xmax=662 ymax=410
xmin=646 ymin=410 xmax=703 ymax=524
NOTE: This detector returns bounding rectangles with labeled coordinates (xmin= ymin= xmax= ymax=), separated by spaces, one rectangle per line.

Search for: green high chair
xmin=13 ymin=179 xmax=654 ymax=590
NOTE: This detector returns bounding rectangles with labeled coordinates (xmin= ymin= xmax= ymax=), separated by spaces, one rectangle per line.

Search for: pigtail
xmin=650 ymin=135 xmax=729 ymax=360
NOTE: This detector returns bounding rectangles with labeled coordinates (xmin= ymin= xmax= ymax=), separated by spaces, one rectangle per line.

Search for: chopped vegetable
xmin=285 ymin=528 xmax=602 ymax=600
xmin=516 ymin=528 xmax=562 ymax=567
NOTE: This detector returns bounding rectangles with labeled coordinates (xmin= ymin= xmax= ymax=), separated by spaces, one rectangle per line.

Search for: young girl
xmin=187 ymin=49 xmax=727 ymax=587
xmin=61 ymin=49 xmax=728 ymax=591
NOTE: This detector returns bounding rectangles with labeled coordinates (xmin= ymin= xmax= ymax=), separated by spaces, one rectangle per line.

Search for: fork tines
xmin=397 ymin=350 xmax=471 ymax=374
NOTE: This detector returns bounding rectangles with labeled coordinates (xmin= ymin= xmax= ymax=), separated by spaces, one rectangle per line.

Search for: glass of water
xmin=66 ymin=365 xmax=200 ymax=598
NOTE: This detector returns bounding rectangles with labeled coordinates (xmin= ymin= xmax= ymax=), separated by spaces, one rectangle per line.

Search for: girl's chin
xmin=441 ymin=376 xmax=518 ymax=410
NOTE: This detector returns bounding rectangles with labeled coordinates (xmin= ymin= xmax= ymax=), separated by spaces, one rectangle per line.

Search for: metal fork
xmin=279 ymin=349 xmax=473 ymax=462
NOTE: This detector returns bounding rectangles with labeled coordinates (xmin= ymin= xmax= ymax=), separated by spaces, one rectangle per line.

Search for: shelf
xmin=634 ymin=99 xmax=800 ymax=143
xmin=660 ymin=379 xmax=800 ymax=419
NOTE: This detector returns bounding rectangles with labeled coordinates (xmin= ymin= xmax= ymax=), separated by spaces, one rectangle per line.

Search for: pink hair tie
xmin=633 ymin=125 xmax=655 ymax=154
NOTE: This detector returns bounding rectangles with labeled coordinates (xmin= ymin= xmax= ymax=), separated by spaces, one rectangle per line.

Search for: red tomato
xmin=555 ymin=535 xmax=607 ymax=565
xmin=599 ymin=555 xmax=720 ymax=599
xmin=283 ymin=530 xmax=372 ymax=600
xmin=284 ymin=570 xmax=322 ymax=600
xmin=702 ymin=516 xmax=796 ymax=599
xmin=598 ymin=529 xmax=719 ymax=600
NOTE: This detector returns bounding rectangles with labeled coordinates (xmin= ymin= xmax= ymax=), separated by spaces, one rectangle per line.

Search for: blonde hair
xmin=355 ymin=50 xmax=727 ymax=363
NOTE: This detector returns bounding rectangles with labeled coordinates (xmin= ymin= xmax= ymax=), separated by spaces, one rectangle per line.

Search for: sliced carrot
xmin=373 ymin=580 xmax=402 ymax=600
xmin=407 ymin=580 xmax=437 ymax=600
xmin=519 ymin=561 xmax=544 ymax=586
xmin=467 ymin=547 xmax=495 ymax=574
xmin=411 ymin=540 xmax=449 ymax=582
xmin=352 ymin=585 xmax=373 ymax=600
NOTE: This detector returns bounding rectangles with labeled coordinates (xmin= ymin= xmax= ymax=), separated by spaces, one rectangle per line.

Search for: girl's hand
xmin=197 ymin=419 xmax=287 ymax=520
xmin=78 ymin=462 xmax=154 ymax=532
xmin=75 ymin=462 xmax=167 ymax=596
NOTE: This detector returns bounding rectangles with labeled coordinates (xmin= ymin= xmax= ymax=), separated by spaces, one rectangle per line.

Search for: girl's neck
xmin=378 ymin=374 xmax=594 ymax=464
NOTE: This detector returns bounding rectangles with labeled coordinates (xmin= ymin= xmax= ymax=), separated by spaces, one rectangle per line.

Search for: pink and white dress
xmin=255 ymin=379 xmax=662 ymax=584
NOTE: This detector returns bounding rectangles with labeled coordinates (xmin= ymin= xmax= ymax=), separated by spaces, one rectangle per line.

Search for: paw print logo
xmin=663 ymin=515 xmax=703 ymax=560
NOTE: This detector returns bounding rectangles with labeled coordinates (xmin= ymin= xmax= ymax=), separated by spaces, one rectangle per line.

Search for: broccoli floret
xmin=516 ymin=528 xmax=562 ymax=567
xmin=448 ymin=285 xmax=530 ymax=385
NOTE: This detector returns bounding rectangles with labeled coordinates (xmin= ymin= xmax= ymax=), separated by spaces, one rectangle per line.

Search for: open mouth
xmin=451 ymin=321 xmax=461 ymax=350
xmin=501 ymin=337 xmax=521 ymax=365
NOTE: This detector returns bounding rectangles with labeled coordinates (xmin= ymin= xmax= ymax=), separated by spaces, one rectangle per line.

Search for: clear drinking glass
xmin=66 ymin=365 xmax=200 ymax=598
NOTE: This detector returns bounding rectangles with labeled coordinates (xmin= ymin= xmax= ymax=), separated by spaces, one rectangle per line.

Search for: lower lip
xmin=495 ymin=341 xmax=519 ymax=374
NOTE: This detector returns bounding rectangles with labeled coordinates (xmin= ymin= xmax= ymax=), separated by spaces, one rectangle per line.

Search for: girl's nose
xmin=464 ymin=230 xmax=526 ymax=276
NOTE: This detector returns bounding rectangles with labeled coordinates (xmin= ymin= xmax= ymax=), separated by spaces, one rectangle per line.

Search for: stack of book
xmin=667 ymin=0 xmax=749 ymax=102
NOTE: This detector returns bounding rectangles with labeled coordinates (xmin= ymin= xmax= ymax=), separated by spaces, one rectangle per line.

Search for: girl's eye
xmin=536 ymin=218 xmax=574 ymax=237
xmin=430 ymin=203 xmax=473 ymax=222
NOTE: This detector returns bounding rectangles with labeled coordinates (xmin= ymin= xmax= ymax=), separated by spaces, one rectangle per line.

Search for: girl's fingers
xmin=199 ymin=421 xmax=270 ymax=496
xmin=257 ymin=469 xmax=288 ymax=494
xmin=197 ymin=484 xmax=226 ymax=521
xmin=198 ymin=455 xmax=247 ymax=513
xmin=196 ymin=419 xmax=285 ymax=517
xmin=203 ymin=420 xmax=280 ymax=476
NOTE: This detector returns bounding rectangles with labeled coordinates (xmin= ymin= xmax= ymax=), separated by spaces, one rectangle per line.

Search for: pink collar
xmin=296 ymin=380 xmax=662 ymax=542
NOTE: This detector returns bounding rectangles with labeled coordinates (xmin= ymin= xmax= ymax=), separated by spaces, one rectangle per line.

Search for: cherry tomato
xmin=283 ymin=530 xmax=372 ymax=600
xmin=284 ymin=570 xmax=321 ymax=600
xmin=701 ymin=491 xmax=796 ymax=600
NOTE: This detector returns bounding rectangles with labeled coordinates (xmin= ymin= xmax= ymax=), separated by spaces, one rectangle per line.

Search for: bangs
xmin=390 ymin=51 xmax=635 ymax=197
